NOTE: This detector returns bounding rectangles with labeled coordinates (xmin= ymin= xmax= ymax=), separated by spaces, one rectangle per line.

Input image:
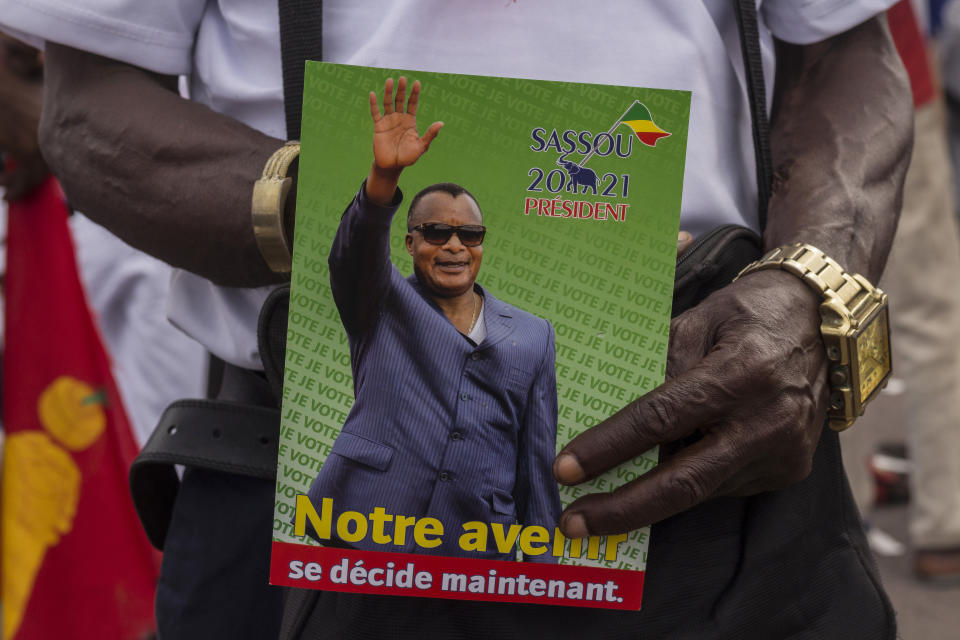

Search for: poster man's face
xmin=406 ymin=192 xmax=484 ymax=299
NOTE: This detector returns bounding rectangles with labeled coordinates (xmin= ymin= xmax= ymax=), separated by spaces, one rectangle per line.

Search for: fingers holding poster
xmin=272 ymin=61 xmax=689 ymax=610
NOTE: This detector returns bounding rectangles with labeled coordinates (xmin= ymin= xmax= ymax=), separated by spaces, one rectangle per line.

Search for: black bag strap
xmin=279 ymin=0 xmax=324 ymax=140
xmin=733 ymin=0 xmax=773 ymax=232
xmin=130 ymin=399 xmax=280 ymax=549
xmin=259 ymin=284 xmax=292 ymax=404
xmin=276 ymin=4 xmax=327 ymax=637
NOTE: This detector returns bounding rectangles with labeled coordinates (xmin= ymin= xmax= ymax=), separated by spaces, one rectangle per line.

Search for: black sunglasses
xmin=410 ymin=223 xmax=487 ymax=247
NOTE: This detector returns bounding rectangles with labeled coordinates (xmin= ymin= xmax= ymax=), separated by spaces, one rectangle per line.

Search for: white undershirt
xmin=467 ymin=295 xmax=486 ymax=345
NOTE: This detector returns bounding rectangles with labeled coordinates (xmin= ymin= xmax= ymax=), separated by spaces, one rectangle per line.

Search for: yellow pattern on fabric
xmin=2 ymin=376 xmax=106 ymax=639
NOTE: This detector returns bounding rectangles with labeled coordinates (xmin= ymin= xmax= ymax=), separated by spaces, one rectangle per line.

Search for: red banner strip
xmin=271 ymin=541 xmax=644 ymax=610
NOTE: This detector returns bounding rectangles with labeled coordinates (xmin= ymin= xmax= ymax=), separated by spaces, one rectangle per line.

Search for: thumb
xmin=421 ymin=121 xmax=444 ymax=148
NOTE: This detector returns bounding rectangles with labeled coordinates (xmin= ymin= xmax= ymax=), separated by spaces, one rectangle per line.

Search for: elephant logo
xmin=556 ymin=157 xmax=599 ymax=195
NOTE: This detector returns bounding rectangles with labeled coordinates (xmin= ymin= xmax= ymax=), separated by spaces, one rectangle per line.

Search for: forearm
xmin=329 ymin=187 xmax=398 ymax=334
xmin=39 ymin=43 xmax=288 ymax=286
xmin=766 ymin=16 xmax=912 ymax=282
xmin=365 ymin=165 xmax=401 ymax=205
xmin=551 ymin=17 xmax=913 ymax=536
xmin=0 ymin=66 xmax=41 ymax=155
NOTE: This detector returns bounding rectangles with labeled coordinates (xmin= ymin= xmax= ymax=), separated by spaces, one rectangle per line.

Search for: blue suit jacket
xmin=306 ymin=188 xmax=562 ymax=561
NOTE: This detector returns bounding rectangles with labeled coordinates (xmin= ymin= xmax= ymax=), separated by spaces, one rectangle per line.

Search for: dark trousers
xmin=156 ymin=468 xmax=282 ymax=639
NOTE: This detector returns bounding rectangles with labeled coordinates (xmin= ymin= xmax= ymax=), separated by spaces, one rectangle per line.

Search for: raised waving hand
xmin=366 ymin=76 xmax=443 ymax=204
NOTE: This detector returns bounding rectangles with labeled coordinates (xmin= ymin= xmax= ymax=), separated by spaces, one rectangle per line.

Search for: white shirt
xmin=1 ymin=194 xmax=204 ymax=444
xmin=0 ymin=0 xmax=896 ymax=369
xmin=70 ymin=214 xmax=208 ymax=445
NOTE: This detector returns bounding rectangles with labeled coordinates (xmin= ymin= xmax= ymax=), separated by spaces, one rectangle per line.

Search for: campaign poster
xmin=270 ymin=61 xmax=690 ymax=610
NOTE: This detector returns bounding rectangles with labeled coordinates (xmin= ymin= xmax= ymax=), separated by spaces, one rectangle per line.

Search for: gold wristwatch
xmin=252 ymin=141 xmax=300 ymax=273
xmin=735 ymin=243 xmax=891 ymax=431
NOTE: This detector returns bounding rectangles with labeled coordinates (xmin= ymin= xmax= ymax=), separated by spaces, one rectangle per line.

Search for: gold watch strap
xmin=735 ymin=243 xmax=873 ymax=311
xmin=735 ymin=243 xmax=890 ymax=431
xmin=252 ymin=141 xmax=300 ymax=273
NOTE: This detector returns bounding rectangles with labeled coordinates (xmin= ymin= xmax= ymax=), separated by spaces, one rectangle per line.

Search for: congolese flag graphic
xmin=618 ymin=102 xmax=670 ymax=147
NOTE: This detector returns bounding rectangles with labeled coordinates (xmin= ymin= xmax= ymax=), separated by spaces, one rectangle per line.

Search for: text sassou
xmin=294 ymin=495 xmax=628 ymax=562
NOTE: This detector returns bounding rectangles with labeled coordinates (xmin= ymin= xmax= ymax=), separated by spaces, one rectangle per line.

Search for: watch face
xmin=855 ymin=307 xmax=891 ymax=404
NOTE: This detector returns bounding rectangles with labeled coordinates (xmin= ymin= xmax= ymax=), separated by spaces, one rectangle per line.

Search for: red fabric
xmin=2 ymin=176 xmax=158 ymax=639
xmin=889 ymin=0 xmax=936 ymax=107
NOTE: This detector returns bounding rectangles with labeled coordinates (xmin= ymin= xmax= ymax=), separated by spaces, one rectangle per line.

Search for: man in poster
xmin=305 ymin=78 xmax=562 ymax=561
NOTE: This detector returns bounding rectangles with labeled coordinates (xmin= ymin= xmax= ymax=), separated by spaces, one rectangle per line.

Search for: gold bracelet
xmin=252 ymin=141 xmax=300 ymax=273
xmin=735 ymin=243 xmax=868 ymax=307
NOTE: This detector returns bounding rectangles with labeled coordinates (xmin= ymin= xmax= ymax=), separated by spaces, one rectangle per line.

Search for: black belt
xmin=130 ymin=286 xmax=290 ymax=550
xmin=129 ymin=362 xmax=281 ymax=550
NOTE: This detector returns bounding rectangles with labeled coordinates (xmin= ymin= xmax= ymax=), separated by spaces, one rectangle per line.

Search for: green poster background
xmin=273 ymin=62 xmax=690 ymax=572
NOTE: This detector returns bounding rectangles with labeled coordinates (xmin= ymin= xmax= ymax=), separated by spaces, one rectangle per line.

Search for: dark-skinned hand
xmin=553 ymin=269 xmax=829 ymax=537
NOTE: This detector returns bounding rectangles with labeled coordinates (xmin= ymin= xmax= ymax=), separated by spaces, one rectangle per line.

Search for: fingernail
xmin=554 ymin=453 xmax=585 ymax=484
xmin=562 ymin=512 xmax=589 ymax=538
xmin=678 ymin=231 xmax=692 ymax=243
